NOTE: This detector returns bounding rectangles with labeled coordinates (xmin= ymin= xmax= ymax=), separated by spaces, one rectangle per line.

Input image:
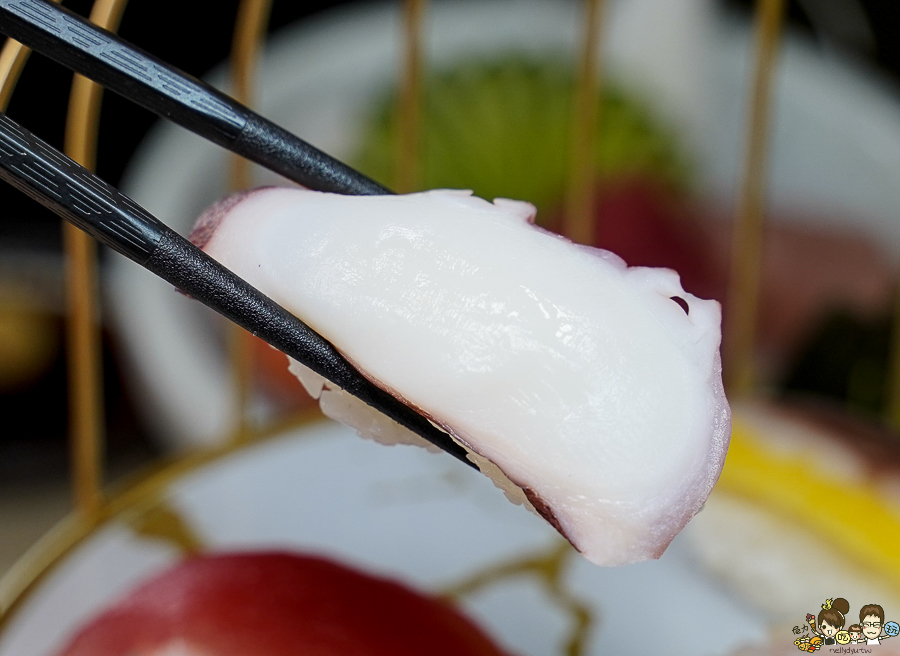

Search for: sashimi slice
xmin=191 ymin=187 xmax=731 ymax=565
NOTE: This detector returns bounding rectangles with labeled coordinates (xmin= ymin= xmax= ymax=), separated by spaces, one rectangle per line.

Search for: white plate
xmin=0 ymin=421 xmax=767 ymax=656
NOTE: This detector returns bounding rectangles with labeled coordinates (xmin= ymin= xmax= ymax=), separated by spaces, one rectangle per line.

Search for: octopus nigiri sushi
xmin=190 ymin=188 xmax=731 ymax=566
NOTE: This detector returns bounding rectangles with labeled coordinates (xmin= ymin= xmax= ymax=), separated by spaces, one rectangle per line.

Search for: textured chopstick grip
xmin=0 ymin=111 xmax=164 ymax=261
xmin=0 ymin=111 xmax=469 ymax=465
xmin=0 ymin=0 xmax=391 ymax=195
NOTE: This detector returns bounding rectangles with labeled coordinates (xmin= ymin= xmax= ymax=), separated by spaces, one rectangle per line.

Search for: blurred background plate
xmin=0 ymin=418 xmax=767 ymax=656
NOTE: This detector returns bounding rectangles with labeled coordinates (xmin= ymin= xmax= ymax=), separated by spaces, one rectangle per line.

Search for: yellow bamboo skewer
xmin=395 ymin=0 xmax=426 ymax=193
xmin=562 ymin=0 xmax=605 ymax=244
xmin=230 ymin=0 xmax=272 ymax=192
xmin=0 ymin=43 xmax=31 ymax=111
xmin=725 ymin=0 xmax=786 ymax=396
xmin=0 ymin=0 xmax=64 ymax=109
xmin=62 ymin=0 xmax=131 ymax=516
xmin=0 ymin=0 xmax=67 ymax=109
xmin=228 ymin=0 xmax=273 ymax=442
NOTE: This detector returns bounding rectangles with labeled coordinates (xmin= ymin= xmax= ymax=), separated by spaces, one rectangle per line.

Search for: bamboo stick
xmin=62 ymin=0 xmax=131 ymax=515
xmin=562 ymin=0 xmax=605 ymax=244
xmin=395 ymin=0 xmax=427 ymax=193
xmin=725 ymin=0 xmax=786 ymax=395
xmin=227 ymin=0 xmax=273 ymax=442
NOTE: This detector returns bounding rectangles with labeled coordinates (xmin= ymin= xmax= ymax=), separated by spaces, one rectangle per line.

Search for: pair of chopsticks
xmin=0 ymin=0 xmax=473 ymax=466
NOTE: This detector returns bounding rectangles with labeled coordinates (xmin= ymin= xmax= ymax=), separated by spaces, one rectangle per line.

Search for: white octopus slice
xmin=191 ymin=187 xmax=731 ymax=566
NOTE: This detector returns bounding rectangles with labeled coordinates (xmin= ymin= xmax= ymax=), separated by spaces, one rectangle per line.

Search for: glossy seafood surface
xmin=193 ymin=188 xmax=731 ymax=565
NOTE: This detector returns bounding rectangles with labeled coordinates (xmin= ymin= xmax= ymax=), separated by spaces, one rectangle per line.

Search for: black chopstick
xmin=0 ymin=110 xmax=472 ymax=467
xmin=0 ymin=0 xmax=391 ymax=196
